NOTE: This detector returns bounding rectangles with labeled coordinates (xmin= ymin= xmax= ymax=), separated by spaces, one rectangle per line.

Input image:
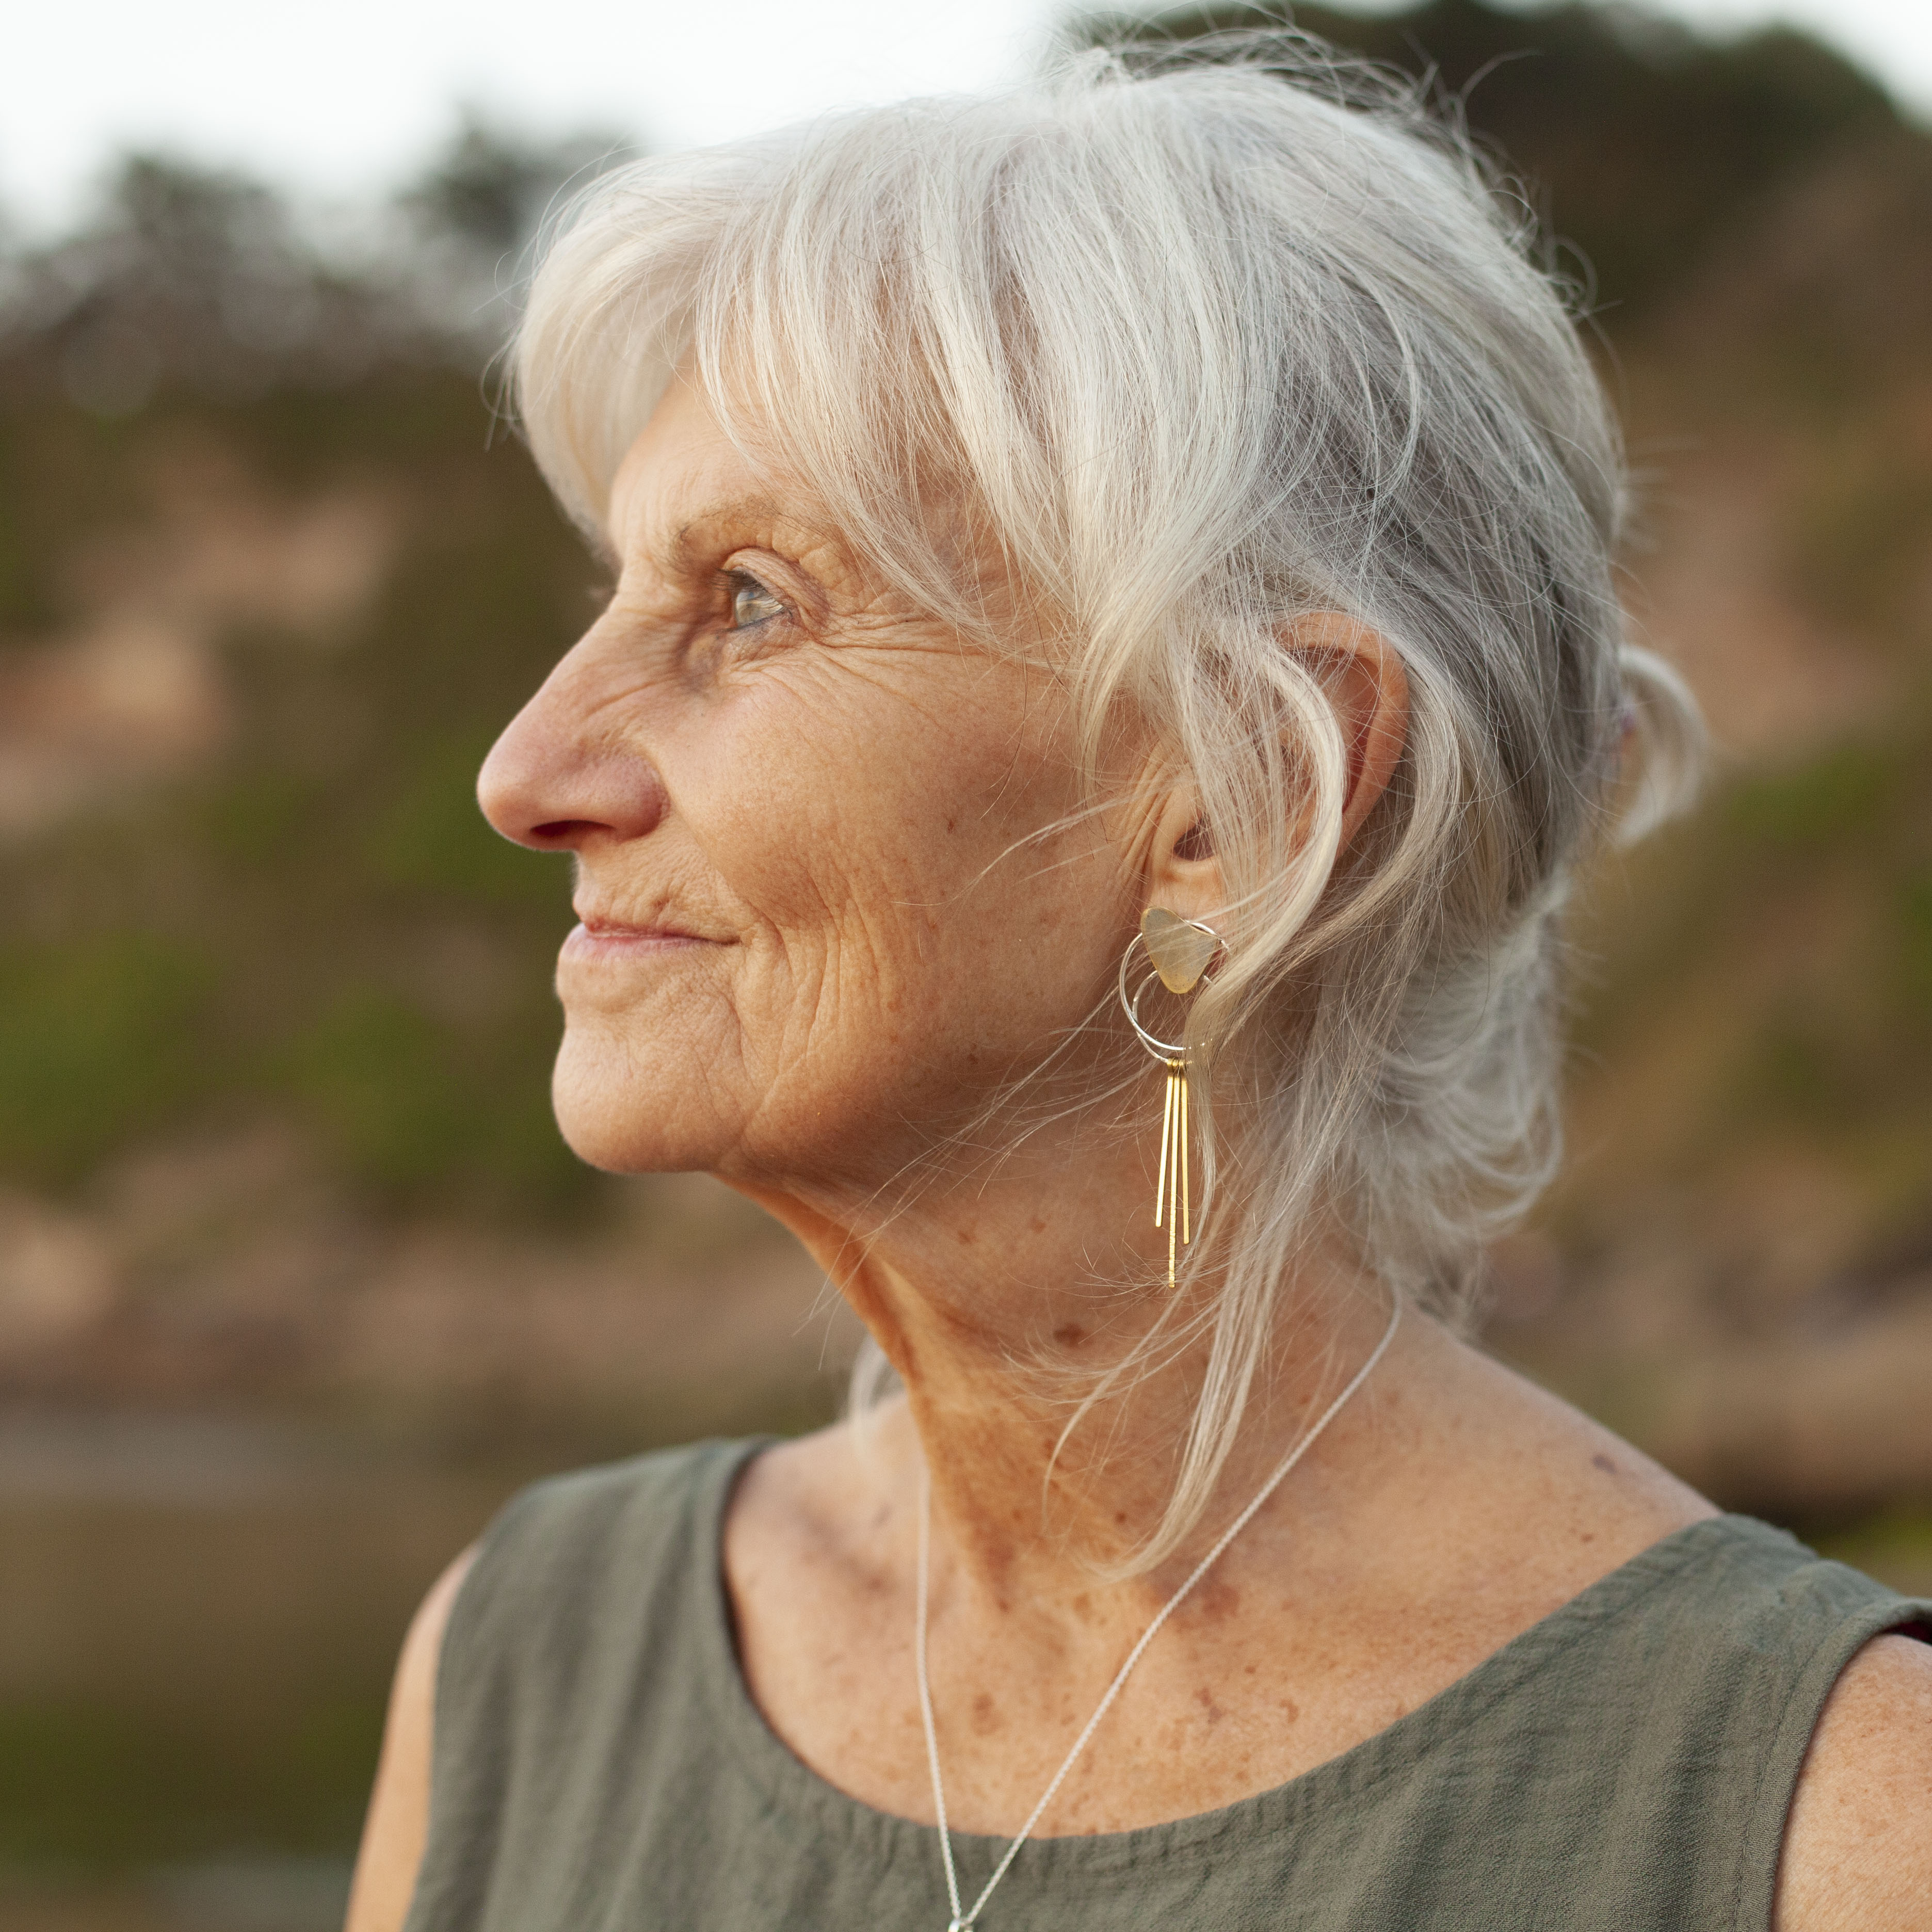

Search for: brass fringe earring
xmin=1118 ymin=908 xmax=1224 ymax=1288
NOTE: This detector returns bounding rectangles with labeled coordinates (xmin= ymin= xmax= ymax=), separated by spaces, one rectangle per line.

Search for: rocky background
xmin=0 ymin=2 xmax=1928 ymax=1921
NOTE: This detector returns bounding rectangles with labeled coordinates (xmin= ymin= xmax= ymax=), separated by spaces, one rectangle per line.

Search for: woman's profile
xmin=344 ymin=32 xmax=1932 ymax=1931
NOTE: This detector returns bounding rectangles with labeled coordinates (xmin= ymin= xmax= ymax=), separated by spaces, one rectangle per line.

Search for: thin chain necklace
xmin=913 ymin=1295 xmax=1401 ymax=1931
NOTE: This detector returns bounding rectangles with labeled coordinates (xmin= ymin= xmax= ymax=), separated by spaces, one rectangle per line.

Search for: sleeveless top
xmin=403 ymin=1438 xmax=1931 ymax=1932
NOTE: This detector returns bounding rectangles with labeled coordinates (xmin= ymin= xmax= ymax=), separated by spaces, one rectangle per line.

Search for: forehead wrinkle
xmin=664 ymin=492 xmax=789 ymax=573
xmin=607 ymin=471 xmax=787 ymax=577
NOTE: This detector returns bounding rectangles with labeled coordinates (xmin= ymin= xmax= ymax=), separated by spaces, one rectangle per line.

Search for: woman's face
xmin=478 ymin=377 xmax=1139 ymax=1192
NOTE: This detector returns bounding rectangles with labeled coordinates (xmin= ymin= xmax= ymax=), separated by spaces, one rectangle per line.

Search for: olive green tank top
xmin=404 ymin=1438 xmax=1929 ymax=1932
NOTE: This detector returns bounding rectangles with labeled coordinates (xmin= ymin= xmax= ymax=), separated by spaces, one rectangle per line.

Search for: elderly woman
xmin=346 ymin=36 xmax=1931 ymax=1932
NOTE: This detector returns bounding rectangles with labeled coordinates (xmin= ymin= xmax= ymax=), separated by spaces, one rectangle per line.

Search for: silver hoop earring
xmin=1116 ymin=908 xmax=1224 ymax=1287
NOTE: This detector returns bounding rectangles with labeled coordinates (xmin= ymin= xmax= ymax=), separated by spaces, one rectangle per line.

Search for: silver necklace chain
xmin=913 ymin=1294 xmax=1402 ymax=1931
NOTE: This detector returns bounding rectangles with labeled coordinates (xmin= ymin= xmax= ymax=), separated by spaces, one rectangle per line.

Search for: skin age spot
xmin=1195 ymin=1687 xmax=1227 ymax=1725
xmin=971 ymin=1692 xmax=1000 ymax=1736
xmin=1194 ymin=1577 xmax=1242 ymax=1623
xmin=1054 ymin=1324 xmax=1087 ymax=1347
xmin=1592 ymin=1453 xmax=1619 ymax=1475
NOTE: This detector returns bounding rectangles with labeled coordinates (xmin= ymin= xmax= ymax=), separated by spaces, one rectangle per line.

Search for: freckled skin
xmin=481 ymin=394 xmax=1126 ymax=1202
xmin=468 ymin=380 xmax=1716 ymax=1842
xmin=347 ymin=376 xmax=1932 ymax=1932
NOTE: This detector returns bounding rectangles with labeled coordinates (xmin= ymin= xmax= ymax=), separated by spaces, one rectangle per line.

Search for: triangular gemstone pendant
xmin=1141 ymin=907 xmax=1217 ymax=995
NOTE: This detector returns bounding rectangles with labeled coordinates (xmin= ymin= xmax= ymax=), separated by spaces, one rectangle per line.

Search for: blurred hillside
xmin=0 ymin=128 xmax=850 ymax=1925
xmin=0 ymin=7 xmax=1928 ymax=1918
xmin=1498 ymin=120 xmax=1932 ymax=1526
xmin=0 ymin=126 xmax=850 ymax=1463
xmin=1082 ymin=1 xmax=1932 ymax=1534
xmin=0 ymin=4 xmax=1927 ymax=1504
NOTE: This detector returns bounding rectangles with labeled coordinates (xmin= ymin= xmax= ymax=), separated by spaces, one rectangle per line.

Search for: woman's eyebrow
xmin=664 ymin=494 xmax=789 ymax=574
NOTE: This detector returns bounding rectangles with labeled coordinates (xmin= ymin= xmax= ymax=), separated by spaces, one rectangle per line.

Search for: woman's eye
xmin=728 ymin=573 xmax=786 ymax=630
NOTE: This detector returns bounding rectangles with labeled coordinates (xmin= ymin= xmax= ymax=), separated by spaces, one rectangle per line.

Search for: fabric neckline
xmin=690 ymin=1437 xmax=1788 ymax=1880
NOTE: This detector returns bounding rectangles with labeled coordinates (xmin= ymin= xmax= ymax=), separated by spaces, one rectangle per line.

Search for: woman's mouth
xmin=560 ymin=916 xmax=722 ymax=963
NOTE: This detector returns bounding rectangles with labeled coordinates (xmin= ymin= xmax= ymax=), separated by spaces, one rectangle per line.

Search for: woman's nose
xmin=477 ymin=663 xmax=669 ymax=852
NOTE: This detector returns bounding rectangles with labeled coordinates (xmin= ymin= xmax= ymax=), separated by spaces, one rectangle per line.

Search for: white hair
xmin=513 ymin=30 xmax=1703 ymax=1568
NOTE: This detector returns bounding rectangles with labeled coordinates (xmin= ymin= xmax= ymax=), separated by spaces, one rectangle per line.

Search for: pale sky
xmin=4 ymin=0 xmax=1928 ymax=235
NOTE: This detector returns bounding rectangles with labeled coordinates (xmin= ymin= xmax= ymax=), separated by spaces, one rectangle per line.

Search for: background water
xmin=0 ymin=1402 xmax=840 ymax=1932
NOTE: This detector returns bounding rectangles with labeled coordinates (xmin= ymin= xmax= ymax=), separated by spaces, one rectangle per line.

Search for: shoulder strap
xmin=404 ymin=1437 xmax=764 ymax=1932
xmin=1317 ymin=1516 xmax=1931 ymax=1932
xmin=1500 ymin=1516 xmax=1931 ymax=1932
xmin=1705 ymin=1520 xmax=1932 ymax=1929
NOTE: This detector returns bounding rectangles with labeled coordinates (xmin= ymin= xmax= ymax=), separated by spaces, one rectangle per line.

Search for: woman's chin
xmin=549 ymin=1034 xmax=730 ymax=1174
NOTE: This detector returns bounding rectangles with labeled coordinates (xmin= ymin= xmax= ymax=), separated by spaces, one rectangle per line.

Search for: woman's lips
xmin=560 ymin=919 xmax=721 ymax=964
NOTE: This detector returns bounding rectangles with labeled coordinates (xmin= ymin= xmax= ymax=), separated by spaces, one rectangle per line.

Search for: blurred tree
xmin=1073 ymin=0 xmax=1901 ymax=317
xmin=0 ymin=117 xmax=636 ymax=415
xmin=403 ymin=109 xmax=632 ymax=262
xmin=395 ymin=109 xmax=636 ymax=351
xmin=0 ymin=154 xmax=425 ymax=411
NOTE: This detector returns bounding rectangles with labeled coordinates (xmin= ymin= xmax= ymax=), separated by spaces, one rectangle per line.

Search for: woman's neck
xmin=730 ymin=1135 xmax=1402 ymax=1595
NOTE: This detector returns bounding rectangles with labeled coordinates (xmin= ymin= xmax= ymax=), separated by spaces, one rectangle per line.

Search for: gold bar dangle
xmin=1153 ymin=1057 xmax=1190 ymax=1288
xmin=1172 ymin=1057 xmax=1188 ymax=1283
xmin=1124 ymin=910 xmax=1223 ymax=1295
xmin=1154 ymin=1056 xmax=1176 ymax=1230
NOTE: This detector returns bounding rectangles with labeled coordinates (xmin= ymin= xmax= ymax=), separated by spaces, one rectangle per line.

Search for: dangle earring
xmin=1117 ymin=908 xmax=1224 ymax=1289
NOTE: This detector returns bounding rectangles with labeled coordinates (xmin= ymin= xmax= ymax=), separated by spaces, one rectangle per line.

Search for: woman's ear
xmin=1142 ymin=616 xmax=1407 ymax=923
xmin=1286 ymin=613 xmax=1409 ymax=853
xmin=1146 ymin=783 xmax=1223 ymax=922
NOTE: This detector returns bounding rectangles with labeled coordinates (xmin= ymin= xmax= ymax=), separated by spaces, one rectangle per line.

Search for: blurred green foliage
xmin=1725 ymin=742 xmax=1903 ymax=852
xmin=366 ymin=728 xmax=556 ymax=903
xmin=1570 ymin=704 xmax=1932 ymax=1169
xmin=1901 ymin=878 xmax=1932 ymax=1015
xmin=279 ymin=985 xmax=581 ymax=1206
xmin=1815 ymin=1506 xmax=1932 ymax=1598
xmin=0 ymin=1695 xmax=381 ymax=1867
xmin=283 ymin=989 xmax=481 ymax=1195
xmin=0 ymin=371 xmax=598 ymax=1218
xmin=1080 ymin=0 xmax=1899 ymax=316
xmin=0 ymin=933 xmax=213 ymax=1184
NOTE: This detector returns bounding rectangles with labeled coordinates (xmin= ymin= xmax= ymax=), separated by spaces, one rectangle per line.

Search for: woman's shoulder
xmin=1776 ymin=1629 xmax=1932 ymax=1930
xmin=1415 ymin=1339 xmax=1918 ymax=1705
xmin=346 ymin=1435 xmax=772 ymax=1932
xmin=1428 ymin=1341 xmax=1932 ymax=1928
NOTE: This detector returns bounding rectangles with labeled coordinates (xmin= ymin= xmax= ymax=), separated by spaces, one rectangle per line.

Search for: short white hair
xmin=513 ymin=30 xmax=1702 ymax=1567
